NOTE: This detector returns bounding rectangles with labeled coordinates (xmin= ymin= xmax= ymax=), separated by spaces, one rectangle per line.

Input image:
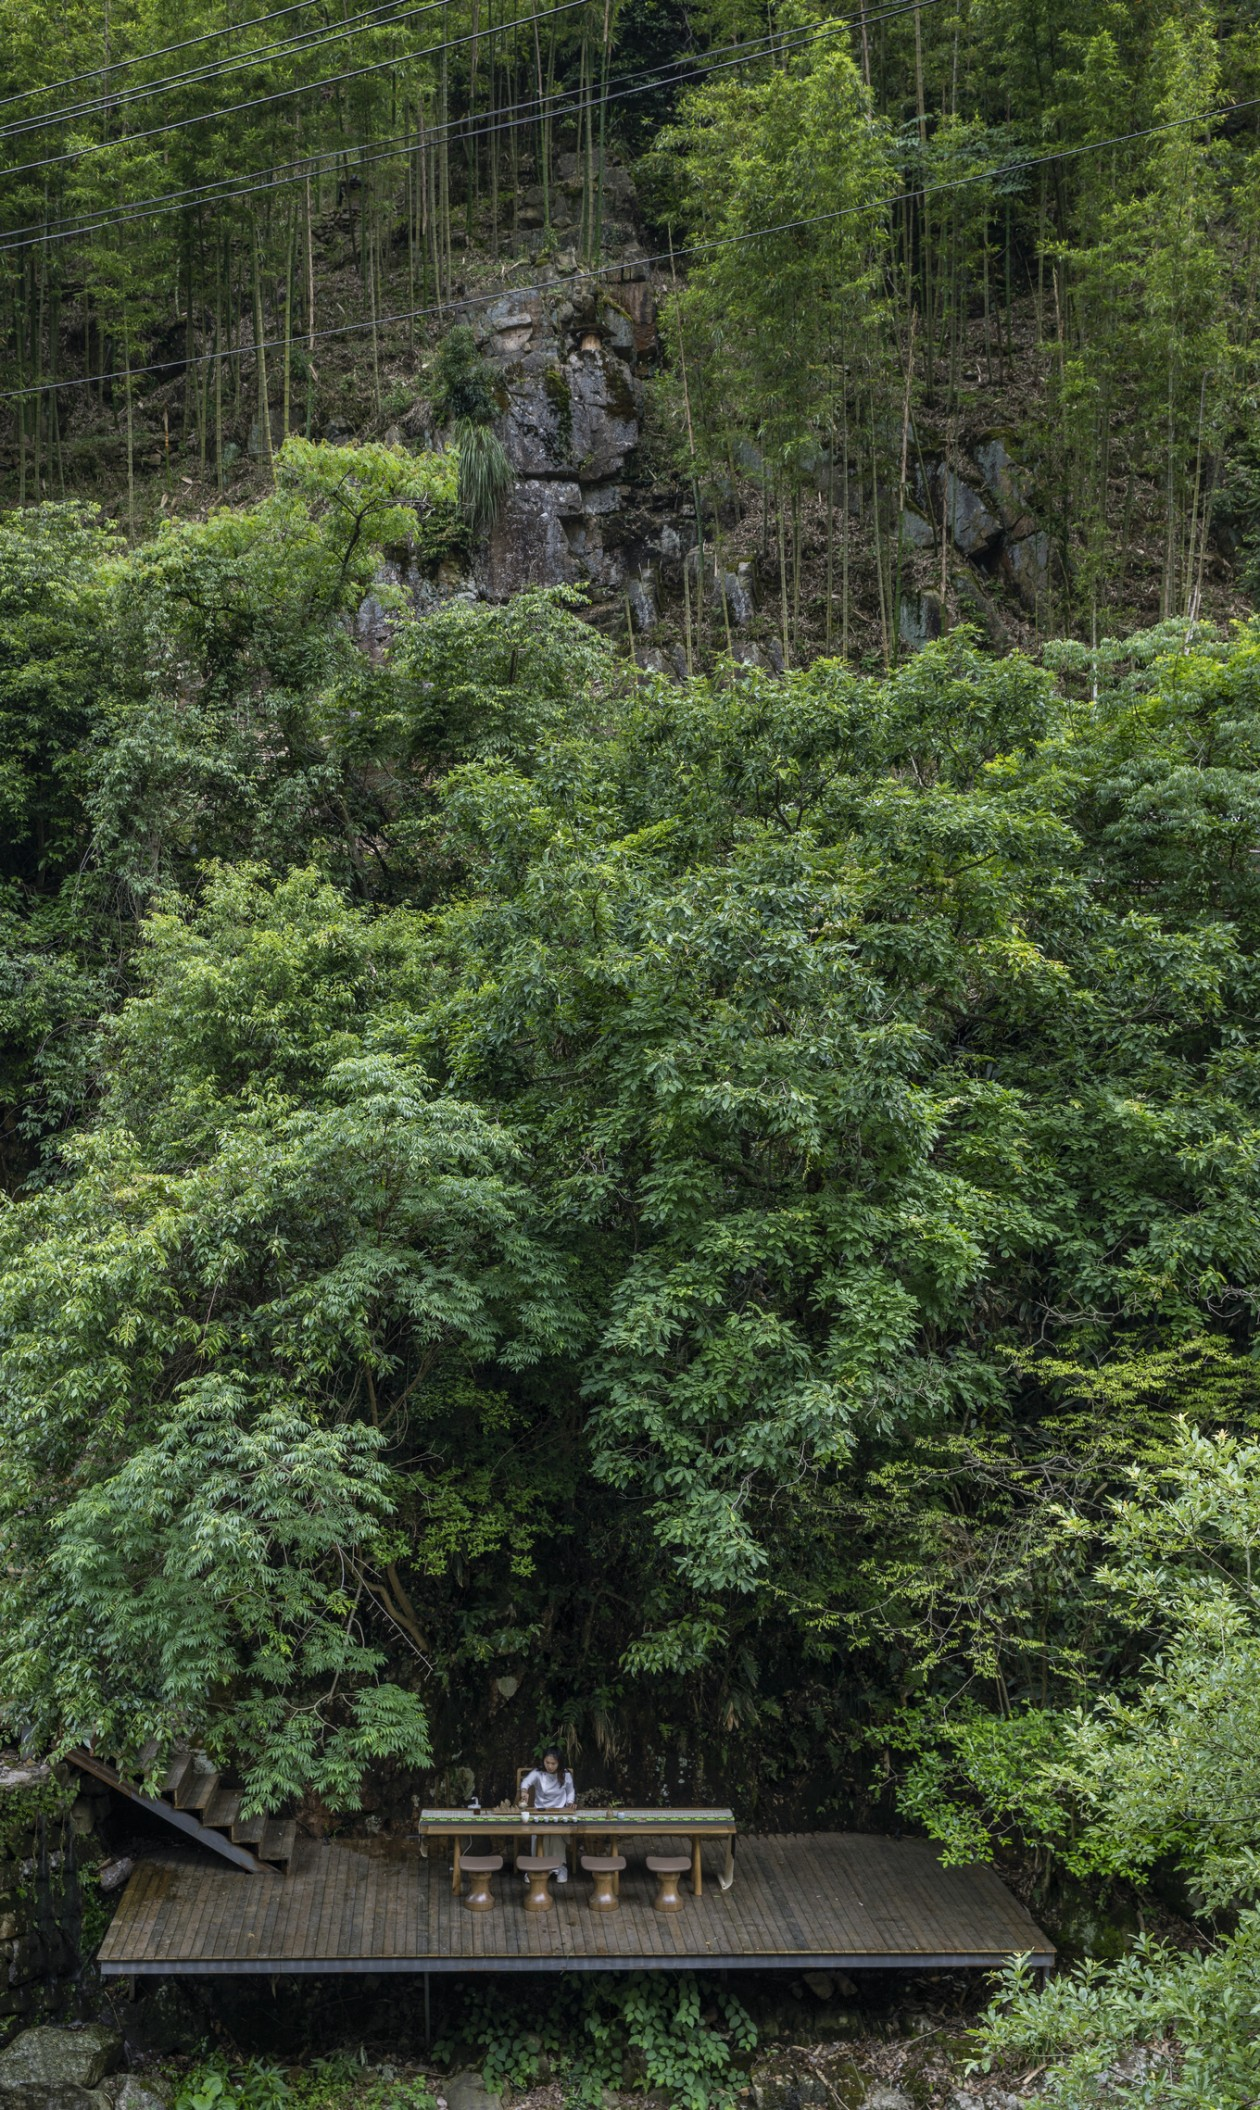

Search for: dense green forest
xmin=4 ymin=1 xmax=1260 ymax=2104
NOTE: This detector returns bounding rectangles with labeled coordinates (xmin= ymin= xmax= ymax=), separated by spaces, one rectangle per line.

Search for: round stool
xmin=647 ymin=1854 xmax=691 ymax=1913
xmin=581 ymin=1854 xmax=626 ymax=1910
xmin=461 ymin=1853 xmax=503 ymax=1911
xmin=518 ymin=1853 xmax=562 ymax=1911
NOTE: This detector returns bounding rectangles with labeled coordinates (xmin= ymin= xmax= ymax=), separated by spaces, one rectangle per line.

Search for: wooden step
xmin=258 ymin=1818 xmax=297 ymax=1869
xmin=161 ymin=1752 xmax=193 ymax=1802
xmin=231 ymin=1812 xmax=268 ymax=1846
xmin=202 ymin=1789 xmax=242 ymax=1833
xmin=177 ymin=1766 xmax=220 ymax=1813
xmin=65 ymin=1749 xmax=268 ymax=1875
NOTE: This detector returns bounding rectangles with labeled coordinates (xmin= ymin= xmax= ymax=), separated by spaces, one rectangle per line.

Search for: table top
xmin=419 ymin=1806 xmax=736 ymax=1829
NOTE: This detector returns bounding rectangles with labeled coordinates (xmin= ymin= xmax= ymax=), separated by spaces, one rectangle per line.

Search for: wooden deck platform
xmin=98 ymin=1833 xmax=1053 ymax=1975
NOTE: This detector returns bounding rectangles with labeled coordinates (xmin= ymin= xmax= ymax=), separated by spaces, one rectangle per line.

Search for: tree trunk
xmin=777 ymin=482 xmax=791 ymax=670
xmin=251 ymin=224 xmax=274 ymax=478
xmin=124 ymin=318 xmax=135 ymax=537
xmin=282 ymin=202 xmax=297 ymax=443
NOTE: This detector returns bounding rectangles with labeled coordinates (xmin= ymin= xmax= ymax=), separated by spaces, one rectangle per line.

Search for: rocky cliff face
xmin=452 ymin=298 xmax=1054 ymax=662
xmin=471 ymin=269 xmax=663 ymax=612
xmin=354 ymin=256 xmax=681 ymax=660
xmin=358 ymin=189 xmax=1058 ymax=665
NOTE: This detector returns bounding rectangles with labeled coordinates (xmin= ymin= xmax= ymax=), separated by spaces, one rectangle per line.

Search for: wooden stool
xmin=581 ymin=1854 xmax=626 ymax=1910
xmin=518 ymin=1853 xmax=562 ymax=1911
xmin=647 ymin=1854 xmax=691 ymax=1913
xmin=461 ymin=1854 xmax=503 ymax=1911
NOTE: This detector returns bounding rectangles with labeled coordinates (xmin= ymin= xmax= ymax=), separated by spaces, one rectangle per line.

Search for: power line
xmin=0 ymin=13 xmax=828 ymax=241
xmin=0 ymin=0 xmax=369 ymax=114
xmin=0 ymin=0 xmax=461 ymax=144
xmin=3 ymin=91 xmax=1250 ymax=406
xmin=0 ymin=0 xmax=950 ymax=254
xmin=0 ymin=0 xmax=590 ymax=184
xmin=0 ymin=0 xmax=939 ymax=142
xmin=0 ymin=0 xmax=922 ymax=117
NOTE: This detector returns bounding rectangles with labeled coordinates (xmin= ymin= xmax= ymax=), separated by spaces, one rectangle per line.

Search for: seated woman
xmin=519 ymin=1744 xmax=576 ymax=1881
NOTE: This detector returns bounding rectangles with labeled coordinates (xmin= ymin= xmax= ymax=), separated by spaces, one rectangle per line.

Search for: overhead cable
xmin=0 ymin=0 xmax=952 ymax=252
xmin=0 ymin=0 xmax=374 ymax=113
xmin=0 ymin=0 xmax=467 ymax=144
xmin=0 ymin=0 xmax=590 ymax=182
xmin=3 ymin=91 xmax=1251 ymax=404
xmin=1 ymin=0 xmax=947 ymax=141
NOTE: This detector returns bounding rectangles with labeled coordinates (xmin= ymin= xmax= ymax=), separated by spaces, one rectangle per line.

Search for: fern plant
xmin=455 ymin=418 xmax=514 ymax=537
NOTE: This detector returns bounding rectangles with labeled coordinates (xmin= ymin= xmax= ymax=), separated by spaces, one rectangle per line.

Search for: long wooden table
xmin=419 ymin=1807 xmax=737 ymax=1897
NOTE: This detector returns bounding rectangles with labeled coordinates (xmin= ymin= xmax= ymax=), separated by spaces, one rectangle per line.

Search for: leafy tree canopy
xmin=2 ymin=491 xmax=1260 ymax=2094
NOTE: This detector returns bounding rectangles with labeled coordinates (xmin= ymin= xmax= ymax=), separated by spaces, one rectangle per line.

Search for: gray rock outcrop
xmin=938 ymin=469 xmax=1003 ymax=557
xmin=0 ymin=2086 xmax=107 ymax=2110
xmin=0 ymin=2027 xmax=122 ymax=2091
xmin=0 ymin=2033 xmax=173 ymax=2110
xmin=893 ymin=433 xmax=1053 ymax=647
xmin=899 ymin=590 xmax=944 ymax=647
xmin=101 ymin=2080 xmax=170 ymax=2110
xmin=899 ymin=507 xmax=935 ymax=549
xmin=973 ymin=436 xmax=1029 ymax=519
xmin=434 ymin=2075 xmax=501 ymax=2110
xmin=1005 ymin=528 xmax=1053 ymax=604
xmin=470 ymin=272 xmax=659 ymax=603
xmin=746 ymin=2078 xmax=834 ymax=2110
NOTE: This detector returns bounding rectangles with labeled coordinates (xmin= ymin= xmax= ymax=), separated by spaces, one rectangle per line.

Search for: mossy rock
xmin=543 ymin=366 xmax=574 ymax=454
xmin=0 ymin=2025 xmax=123 ymax=2090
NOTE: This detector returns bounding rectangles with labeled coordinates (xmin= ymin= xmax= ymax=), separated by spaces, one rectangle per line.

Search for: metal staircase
xmin=68 ymin=1746 xmax=296 ymax=1874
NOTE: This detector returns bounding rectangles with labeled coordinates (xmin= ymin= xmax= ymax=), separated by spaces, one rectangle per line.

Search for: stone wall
xmin=0 ymin=1765 xmax=107 ymax=2042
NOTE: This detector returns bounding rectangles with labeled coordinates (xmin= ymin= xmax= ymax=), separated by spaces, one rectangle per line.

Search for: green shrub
xmin=175 ymin=2060 xmax=289 ymax=2110
xmin=429 ymin=327 xmax=501 ymax=428
xmin=438 ymin=1970 xmax=755 ymax=2109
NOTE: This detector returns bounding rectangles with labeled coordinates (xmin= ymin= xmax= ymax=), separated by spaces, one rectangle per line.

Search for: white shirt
xmin=520 ymin=1766 xmax=575 ymax=1810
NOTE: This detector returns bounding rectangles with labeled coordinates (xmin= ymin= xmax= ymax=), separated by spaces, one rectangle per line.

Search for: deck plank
xmin=128 ymin=1865 xmax=170 ymax=1961
xmin=100 ymin=1862 xmax=161 ymax=1968
xmin=744 ymin=1836 xmax=798 ymax=1955
xmin=144 ymin=1861 xmax=186 ymax=1964
xmin=97 ymin=1833 xmax=1054 ymax=1972
xmin=252 ymin=1850 xmax=293 ymax=1962
xmin=371 ymin=1854 xmax=390 ymax=1962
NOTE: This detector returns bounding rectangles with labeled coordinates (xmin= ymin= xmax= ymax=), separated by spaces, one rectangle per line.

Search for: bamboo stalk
xmin=251 ymin=223 xmax=274 ymax=478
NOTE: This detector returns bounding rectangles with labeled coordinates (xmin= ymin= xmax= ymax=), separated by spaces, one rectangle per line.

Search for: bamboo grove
xmin=0 ymin=0 xmax=1258 ymax=646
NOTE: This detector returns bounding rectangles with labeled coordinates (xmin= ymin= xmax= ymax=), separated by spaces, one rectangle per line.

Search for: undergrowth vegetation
xmin=164 ymin=1988 xmax=755 ymax=2110
xmin=4 ymin=0 xmax=1260 ymax=2102
xmin=172 ymin=2057 xmax=436 ymax=2110
xmin=439 ymin=1975 xmax=756 ymax=2109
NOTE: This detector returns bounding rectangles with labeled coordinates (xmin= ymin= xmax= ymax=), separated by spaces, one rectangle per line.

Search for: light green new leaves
xmin=968 ymin=1423 xmax=1260 ymax=2108
xmin=1052 ymin=1425 xmax=1260 ymax=1908
xmin=979 ymin=1920 xmax=1260 ymax=2110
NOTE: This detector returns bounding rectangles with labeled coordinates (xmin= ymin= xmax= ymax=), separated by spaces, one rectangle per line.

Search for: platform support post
xmin=424 ymin=1971 xmax=431 ymax=2048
